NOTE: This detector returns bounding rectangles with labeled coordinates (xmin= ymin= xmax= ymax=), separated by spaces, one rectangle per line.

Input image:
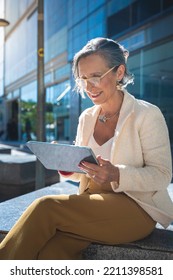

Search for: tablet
xmin=26 ymin=141 xmax=98 ymax=173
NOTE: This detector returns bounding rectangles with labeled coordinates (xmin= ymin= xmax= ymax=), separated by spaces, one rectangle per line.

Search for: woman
xmin=0 ymin=37 xmax=173 ymax=259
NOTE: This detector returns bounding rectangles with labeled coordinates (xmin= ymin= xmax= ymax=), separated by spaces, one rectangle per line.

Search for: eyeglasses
xmin=76 ymin=66 xmax=118 ymax=91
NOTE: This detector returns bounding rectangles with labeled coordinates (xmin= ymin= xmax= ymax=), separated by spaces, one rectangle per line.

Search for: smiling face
xmin=77 ymin=54 xmax=123 ymax=106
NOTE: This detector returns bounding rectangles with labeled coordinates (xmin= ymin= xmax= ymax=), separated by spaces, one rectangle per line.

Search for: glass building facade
xmin=1 ymin=0 xmax=173 ymax=159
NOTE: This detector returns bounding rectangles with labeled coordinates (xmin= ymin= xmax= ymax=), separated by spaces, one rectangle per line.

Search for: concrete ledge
xmin=0 ymin=154 xmax=36 ymax=184
xmin=0 ymin=181 xmax=78 ymax=231
xmin=83 ymin=228 xmax=173 ymax=260
xmin=0 ymin=154 xmax=60 ymax=201
xmin=0 ymin=147 xmax=11 ymax=154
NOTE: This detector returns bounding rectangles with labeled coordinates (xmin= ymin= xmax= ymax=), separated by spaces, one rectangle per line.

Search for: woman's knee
xmin=28 ymin=196 xmax=57 ymax=215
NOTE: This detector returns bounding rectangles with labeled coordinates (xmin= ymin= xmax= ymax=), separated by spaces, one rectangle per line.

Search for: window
xmin=132 ymin=0 xmax=160 ymax=23
xmin=128 ymin=40 xmax=173 ymax=154
xmin=107 ymin=6 xmax=130 ymax=37
xmin=68 ymin=6 xmax=105 ymax=61
xmin=20 ymin=81 xmax=37 ymax=141
xmin=163 ymin=0 xmax=173 ymax=10
xmin=46 ymin=80 xmax=70 ymax=141
xmin=107 ymin=0 xmax=162 ymax=37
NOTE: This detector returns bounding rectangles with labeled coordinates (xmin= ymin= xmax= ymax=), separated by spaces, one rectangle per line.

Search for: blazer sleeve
xmin=112 ymin=106 xmax=172 ymax=193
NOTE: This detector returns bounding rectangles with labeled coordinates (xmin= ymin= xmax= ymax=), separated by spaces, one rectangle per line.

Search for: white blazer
xmin=65 ymin=91 xmax=173 ymax=228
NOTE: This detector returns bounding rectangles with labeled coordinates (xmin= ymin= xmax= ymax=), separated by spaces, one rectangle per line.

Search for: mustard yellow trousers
xmin=0 ymin=191 xmax=155 ymax=260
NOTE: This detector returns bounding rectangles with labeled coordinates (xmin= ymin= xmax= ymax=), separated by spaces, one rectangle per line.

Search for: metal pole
xmin=0 ymin=16 xmax=10 ymax=139
xmin=36 ymin=0 xmax=45 ymax=189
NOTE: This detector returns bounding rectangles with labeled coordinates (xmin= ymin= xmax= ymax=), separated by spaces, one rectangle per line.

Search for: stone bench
xmin=83 ymin=228 xmax=173 ymax=259
xmin=0 ymin=181 xmax=173 ymax=259
xmin=0 ymin=181 xmax=78 ymax=231
xmin=0 ymin=147 xmax=11 ymax=154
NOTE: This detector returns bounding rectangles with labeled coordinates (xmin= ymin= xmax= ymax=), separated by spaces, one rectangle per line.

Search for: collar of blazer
xmin=116 ymin=90 xmax=135 ymax=134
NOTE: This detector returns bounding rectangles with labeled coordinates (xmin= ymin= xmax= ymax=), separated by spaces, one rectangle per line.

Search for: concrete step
xmin=0 ymin=153 xmax=59 ymax=202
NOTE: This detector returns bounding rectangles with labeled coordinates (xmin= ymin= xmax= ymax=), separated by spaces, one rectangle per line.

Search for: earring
xmin=116 ymin=80 xmax=122 ymax=90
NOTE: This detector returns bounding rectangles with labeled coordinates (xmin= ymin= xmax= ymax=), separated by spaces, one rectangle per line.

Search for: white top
xmin=88 ymin=134 xmax=113 ymax=161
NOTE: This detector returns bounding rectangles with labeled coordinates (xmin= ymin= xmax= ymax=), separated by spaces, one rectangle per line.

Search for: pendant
xmin=98 ymin=115 xmax=107 ymax=123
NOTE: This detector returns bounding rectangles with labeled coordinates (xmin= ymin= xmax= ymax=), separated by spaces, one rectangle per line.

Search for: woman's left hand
xmin=78 ymin=155 xmax=119 ymax=187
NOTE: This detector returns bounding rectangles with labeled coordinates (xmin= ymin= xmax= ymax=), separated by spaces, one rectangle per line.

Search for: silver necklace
xmin=98 ymin=109 xmax=120 ymax=123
